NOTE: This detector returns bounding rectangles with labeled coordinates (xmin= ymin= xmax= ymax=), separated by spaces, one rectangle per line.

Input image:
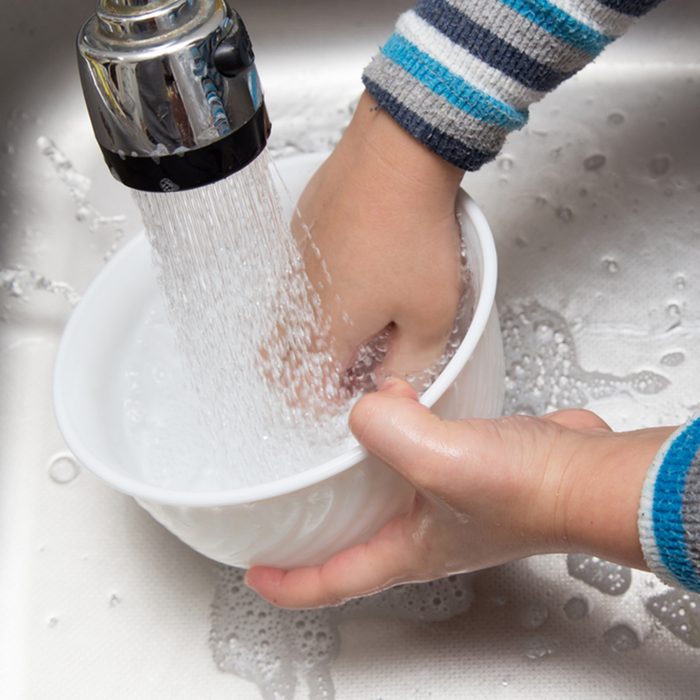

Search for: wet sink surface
xmin=1 ymin=1 xmax=700 ymax=698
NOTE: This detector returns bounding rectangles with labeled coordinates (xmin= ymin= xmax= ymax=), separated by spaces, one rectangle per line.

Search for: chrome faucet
xmin=77 ymin=0 xmax=270 ymax=192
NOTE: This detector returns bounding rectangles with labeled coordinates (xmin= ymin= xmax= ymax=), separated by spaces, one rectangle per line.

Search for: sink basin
xmin=2 ymin=1 xmax=700 ymax=698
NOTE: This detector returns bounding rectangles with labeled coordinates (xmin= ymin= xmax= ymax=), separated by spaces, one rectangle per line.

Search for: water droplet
xmin=674 ymin=274 xmax=686 ymax=290
xmin=604 ymin=624 xmax=640 ymax=653
xmin=2 ymin=142 xmax=15 ymax=156
xmin=649 ymin=154 xmax=671 ymax=177
xmin=498 ymin=156 xmax=514 ymax=171
xmin=647 ymin=590 xmax=700 ymax=647
xmin=48 ymin=454 xmax=80 ymax=484
xmin=110 ymin=594 xmax=121 ymax=608
xmin=602 ymin=258 xmax=619 ymax=274
xmin=556 ymin=206 xmax=574 ymax=223
xmin=607 ymin=112 xmax=625 ymax=126
xmin=47 ymin=617 xmax=59 ymax=628
xmin=660 ymin=351 xmax=685 ymax=367
xmin=518 ymin=602 xmax=549 ymax=629
xmin=666 ymin=303 xmax=681 ymax=318
xmin=563 ymin=596 xmax=589 ymax=621
xmin=525 ymin=636 xmax=558 ymax=660
xmin=567 ymin=554 xmax=631 ymax=595
xmin=584 ymin=154 xmax=606 ymax=171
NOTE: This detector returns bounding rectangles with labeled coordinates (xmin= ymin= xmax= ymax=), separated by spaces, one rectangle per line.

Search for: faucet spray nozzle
xmin=78 ymin=0 xmax=270 ymax=192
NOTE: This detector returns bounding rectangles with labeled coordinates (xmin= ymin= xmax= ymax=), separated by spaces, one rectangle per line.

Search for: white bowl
xmin=53 ymin=153 xmax=504 ymax=569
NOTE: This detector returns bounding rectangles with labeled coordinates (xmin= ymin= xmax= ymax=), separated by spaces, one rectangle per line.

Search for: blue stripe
xmin=381 ymin=34 xmax=528 ymax=130
xmin=362 ymin=78 xmax=496 ymax=171
xmin=652 ymin=418 xmax=700 ymax=591
xmin=415 ymin=0 xmax=570 ymax=93
xmin=500 ymin=0 xmax=613 ymax=55
xmin=597 ymin=0 xmax=664 ymax=17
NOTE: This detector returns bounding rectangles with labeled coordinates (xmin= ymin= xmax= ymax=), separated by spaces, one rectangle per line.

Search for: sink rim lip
xmin=52 ymin=155 xmax=498 ymax=508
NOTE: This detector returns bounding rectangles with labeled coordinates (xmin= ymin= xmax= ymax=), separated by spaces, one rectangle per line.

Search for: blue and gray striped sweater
xmin=363 ymin=0 xmax=663 ymax=170
xmin=363 ymin=0 xmax=700 ymax=594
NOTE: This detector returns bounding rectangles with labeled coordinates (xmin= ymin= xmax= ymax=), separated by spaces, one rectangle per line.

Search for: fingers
xmin=245 ymin=512 xmax=421 ymax=609
xmin=349 ymin=378 xmax=458 ymax=493
xmin=544 ymin=408 xmax=611 ymax=433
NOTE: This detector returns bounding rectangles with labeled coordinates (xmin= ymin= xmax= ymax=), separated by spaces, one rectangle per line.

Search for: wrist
xmin=334 ymin=91 xmax=463 ymax=215
xmin=559 ymin=426 xmax=675 ymax=568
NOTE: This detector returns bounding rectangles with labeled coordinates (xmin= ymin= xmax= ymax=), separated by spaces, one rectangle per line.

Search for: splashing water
xmin=132 ymin=151 xmax=353 ymax=488
xmin=0 ymin=267 xmax=81 ymax=306
xmin=126 ymin=151 xmax=473 ymax=489
xmin=501 ymin=301 xmax=669 ymax=416
xmin=36 ymin=136 xmax=126 ymax=240
xmin=210 ymin=567 xmax=473 ymax=700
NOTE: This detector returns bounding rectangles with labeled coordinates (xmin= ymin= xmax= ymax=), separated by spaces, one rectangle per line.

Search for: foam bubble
xmin=210 ymin=567 xmax=473 ymax=698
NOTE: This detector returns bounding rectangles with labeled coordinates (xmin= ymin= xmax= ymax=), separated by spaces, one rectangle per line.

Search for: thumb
xmin=349 ymin=378 xmax=454 ymax=491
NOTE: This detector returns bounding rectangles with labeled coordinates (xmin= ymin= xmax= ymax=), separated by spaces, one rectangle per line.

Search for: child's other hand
xmin=292 ymin=92 xmax=464 ymax=378
xmin=246 ymin=379 xmax=672 ymax=608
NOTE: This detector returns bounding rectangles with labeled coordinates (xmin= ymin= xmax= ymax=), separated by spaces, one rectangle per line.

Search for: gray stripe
xmin=364 ymin=54 xmax=508 ymax=154
xmin=682 ymin=446 xmax=700 ymax=583
xmin=447 ymin=0 xmax=592 ymax=75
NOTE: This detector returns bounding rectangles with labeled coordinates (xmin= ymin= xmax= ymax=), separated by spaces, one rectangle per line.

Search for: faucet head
xmin=77 ymin=0 xmax=270 ymax=192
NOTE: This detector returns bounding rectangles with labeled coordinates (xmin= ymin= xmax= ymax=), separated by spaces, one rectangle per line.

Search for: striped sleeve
xmin=362 ymin=0 xmax=665 ymax=170
xmin=639 ymin=416 xmax=700 ymax=593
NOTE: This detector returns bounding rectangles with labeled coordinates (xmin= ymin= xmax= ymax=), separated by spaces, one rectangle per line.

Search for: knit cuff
xmin=362 ymin=0 xmax=662 ymax=171
xmin=638 ymin=416 xmax=700 ymax=593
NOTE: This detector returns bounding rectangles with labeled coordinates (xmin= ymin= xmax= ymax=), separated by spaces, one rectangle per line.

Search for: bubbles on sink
xmin=210 ymin=567 xmax=473 ymax=699
xmin=48 ymin=453 xmax=80 ymax=484
xmin=563 ymin=596 xmax=589 ymax=621
xmin=646 ymin=590 xmax=700 ymax=648
xmin=584 ymin=154 xmax=606 ymax=171
xmin=660 ymin=351 xmax=685 ymax=367
xmin=566 ymin=555 xmax=631 ymax=596
xmin=603 ymin=623 xmax=640 ymax=653
xmin=501 ymin=301 xmax=669 ymax=415
xmin=648 ymin=154 xmax=672 ymax=178
xmin=673 ymin=274 xmax=687 ymax=291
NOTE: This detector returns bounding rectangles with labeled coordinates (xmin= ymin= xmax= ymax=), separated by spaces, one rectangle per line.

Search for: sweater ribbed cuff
xmin=638 ymin=416 xmax=700 ymax=593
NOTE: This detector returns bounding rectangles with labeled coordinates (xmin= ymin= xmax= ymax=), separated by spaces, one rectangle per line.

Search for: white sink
xmin=1 ymin=1 xmax=699 ymax=698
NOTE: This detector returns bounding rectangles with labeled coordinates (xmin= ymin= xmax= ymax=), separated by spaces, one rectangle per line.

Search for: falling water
xmin=129 ymin=151 xmax=473 ymax=489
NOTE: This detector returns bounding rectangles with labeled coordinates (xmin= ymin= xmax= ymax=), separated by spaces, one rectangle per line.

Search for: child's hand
xmin=246 ymin=379 xmax=673 ymax=608
xmin=292 ymin=92 xmax=465 ymax=377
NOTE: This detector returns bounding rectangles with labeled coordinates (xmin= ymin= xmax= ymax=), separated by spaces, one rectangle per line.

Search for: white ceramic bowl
xmin=53 ymin=153 xmax=504 ymax=569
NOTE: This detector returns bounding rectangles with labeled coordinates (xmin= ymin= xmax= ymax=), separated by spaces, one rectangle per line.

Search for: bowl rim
xmin=53 ymin=174 xmax=497 ymax=508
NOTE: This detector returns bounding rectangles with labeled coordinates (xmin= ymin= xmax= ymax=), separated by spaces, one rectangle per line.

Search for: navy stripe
xmin=363 ymin=78 xmax=497 ymax=171
xmin=597 ymin=0 xmax=664 ymax=17
xmin=414 ymin=0 xmax=570 ymax=93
